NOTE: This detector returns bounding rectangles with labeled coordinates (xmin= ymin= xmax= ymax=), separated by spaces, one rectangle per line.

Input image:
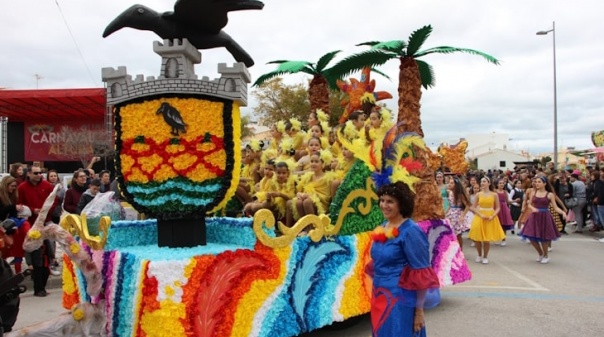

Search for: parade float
xmin=8 ymin=3 xmax=505 ymax=336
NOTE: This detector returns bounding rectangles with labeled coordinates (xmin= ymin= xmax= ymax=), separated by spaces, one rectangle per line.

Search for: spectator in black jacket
xmin=76 ymin=179 xmax=101 ymax=215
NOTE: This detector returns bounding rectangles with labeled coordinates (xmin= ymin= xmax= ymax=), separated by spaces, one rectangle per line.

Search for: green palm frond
xmin=272 ymin=60 xmax=315 ymax=72
xmin=253 ymin=61 xmax=316 ymax=86
xmin=406 ymin=25 xmax=433 ymax=56
xmin=316 ymin=50 xmax=342 ymax=73
xmin=370 ymin=67 xmax=391 ymax=81
xmin=415 ymin=47 xmax=500 ymax=65
xmin=416 ymin=60 xmax=435 ymax=89
xmin=356 ymin=41 xmax=382 ymax=47
xmin=327 ymin=50 xmax=397 ymax=82
xmin=266 ymin=60 xmax=295 ymax=64
xmin=371 ymin=40 xmax=406 ymax=53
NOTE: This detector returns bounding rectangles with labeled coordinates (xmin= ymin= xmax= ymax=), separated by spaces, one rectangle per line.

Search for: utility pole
xmin=34 ymin=74 xmax=43 ymax=89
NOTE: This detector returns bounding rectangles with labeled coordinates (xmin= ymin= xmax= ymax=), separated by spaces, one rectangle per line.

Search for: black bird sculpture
xmin=103 ymin=0 xmax=264 ymax=67
xmin=157 ymin=102 xmax=187 ymax=136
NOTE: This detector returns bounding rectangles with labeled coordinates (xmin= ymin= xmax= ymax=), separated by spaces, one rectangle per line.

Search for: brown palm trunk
xmin=308 ymin=75 xmax=330 ymax=115
xmin=397 ymin=57 xmax=443 ymax=221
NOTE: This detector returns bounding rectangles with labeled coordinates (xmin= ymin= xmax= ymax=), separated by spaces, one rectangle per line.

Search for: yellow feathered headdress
xmin=343 ymin=123 xmax=426 ymax=191
xmin=316 ymin=109 xmax=329 ymax=123
xmin=288 ymin=118 xmax=302 ymax=132
xmin=361 ymin=92 xmax=376 ymax=104
xmin=275 ymin=120 xmax=286 ymax=133
xmin=247 ymin=139 xmax=263 ymax=152
xmin=261 ymin=148 xmax=278 ymax=166
xmin=318 ymin=149 xmax=333 ymax=166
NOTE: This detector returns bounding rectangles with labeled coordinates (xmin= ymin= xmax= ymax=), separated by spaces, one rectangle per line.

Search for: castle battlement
xmin=102 ymin=39 xmax=250 ymax=106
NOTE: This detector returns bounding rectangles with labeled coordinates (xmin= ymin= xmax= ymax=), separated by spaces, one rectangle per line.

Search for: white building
xmin=465 ymin=132 xmax=510 ymax=158
xmin=475 ymin=149 xmax=532 ymax=171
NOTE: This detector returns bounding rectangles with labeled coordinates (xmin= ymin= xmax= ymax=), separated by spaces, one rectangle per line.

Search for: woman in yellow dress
xmin=286 ymin=151 xmax=333 ymax=231
xmin=468 ymin=176 xmax=506 ymax=264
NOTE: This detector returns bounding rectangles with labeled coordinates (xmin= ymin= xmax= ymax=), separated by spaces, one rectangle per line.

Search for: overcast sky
xmin=2 ymin=0 xmax=603 ymax=154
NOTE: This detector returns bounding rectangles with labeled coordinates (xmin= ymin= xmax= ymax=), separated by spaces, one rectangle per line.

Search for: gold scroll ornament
xmin=253 ymin=177 xmax=378 ymax=248
xmin=60 ymin=213 xmax=111 ymax=250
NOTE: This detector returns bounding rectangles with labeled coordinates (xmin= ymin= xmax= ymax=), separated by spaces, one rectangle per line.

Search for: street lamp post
xmin=537 ymin=21 xmax=558 ymax=169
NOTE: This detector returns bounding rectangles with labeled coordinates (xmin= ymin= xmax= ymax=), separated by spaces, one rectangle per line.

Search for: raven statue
xmin=157 ymin=102 xmax=187 ymax=136
xmin=103 ymin=0 xmax=264 ymax=67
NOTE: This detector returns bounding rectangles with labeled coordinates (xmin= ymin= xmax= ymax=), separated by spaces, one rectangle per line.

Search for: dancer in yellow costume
xmin=236 ymin=140 xmax=263 ymax=205
xmin=468 ymin=176 xmax=506 ymax=265
xmin=265 ymin=161 xmax=296 ymax=220
xmin=286 ymin=150 xmax=334 ymax=231
xmin=243 ymin=159 xmax=276 ymax=216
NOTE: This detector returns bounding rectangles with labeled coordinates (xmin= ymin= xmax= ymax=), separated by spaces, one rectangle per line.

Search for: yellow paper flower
xmin=27 ymin=230 xmax=41 ymax=240
xmin=131 ymin=143 xmax=151 ymax=152
xmin=72 ymin=306 xmax=85 ymax=321
xmin=69 ymin=242 xmax=81 ymax=254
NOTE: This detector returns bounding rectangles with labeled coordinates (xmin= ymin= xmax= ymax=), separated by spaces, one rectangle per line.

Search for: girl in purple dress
xmin=522 ymin=176 xmax=566 ymax=264
xmin=367 ymin=182 xmax=440 ymax=337
xmin=495 ymin=178 xmax=514 ymax=246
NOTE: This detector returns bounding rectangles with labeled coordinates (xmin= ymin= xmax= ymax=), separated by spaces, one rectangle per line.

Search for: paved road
xmin=10 ymin=231 xmax=604 ymax=337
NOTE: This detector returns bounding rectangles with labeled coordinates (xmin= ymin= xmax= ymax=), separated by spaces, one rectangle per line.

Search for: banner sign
xmin=24 ymin=120 xmax=112 ymax=161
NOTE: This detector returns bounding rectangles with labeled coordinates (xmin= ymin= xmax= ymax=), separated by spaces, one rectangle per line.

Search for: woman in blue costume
xmin=366 ymin=181 xmax=440 ymax=337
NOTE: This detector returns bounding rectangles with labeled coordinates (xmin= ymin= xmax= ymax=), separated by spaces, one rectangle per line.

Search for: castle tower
xmin=153 ymin=38 xmax=201 ymax=80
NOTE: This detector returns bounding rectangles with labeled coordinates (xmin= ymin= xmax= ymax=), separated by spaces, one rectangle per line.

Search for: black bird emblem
xmin=157 ymin=102 xmax=187 ymax=136
xmin=103 ymin=0 xmax=264 ymax=67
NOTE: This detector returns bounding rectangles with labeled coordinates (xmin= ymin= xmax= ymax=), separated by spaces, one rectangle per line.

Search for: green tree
xmin=327 ymin=89 xmax=346 ymax=127
xmin=251 ymin=78 xmax=309 ymax=126
xmin=540 ymin=156 xmax=552 ymax=167
xmin=240 ymin=114 xmax=255 ymax=140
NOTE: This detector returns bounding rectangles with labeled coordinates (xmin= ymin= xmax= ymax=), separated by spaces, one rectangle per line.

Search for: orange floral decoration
xmin=336 ymin=67 xmax=392 ymax=124
xmin=438 ymin=140 xmax=469 ymax=174
xmin=370 ymin=226 xmax=400 ymax=243
xmin=62 ymin=255 xmax=80 ymax=310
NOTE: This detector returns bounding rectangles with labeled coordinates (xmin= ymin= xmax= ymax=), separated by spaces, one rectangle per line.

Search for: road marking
xmin=493 ymin=260 xmax=549 ymax=291
xmin=442 ymin=291 xmax=604 ymax=303
xmin=452 ymin=285 xmax=549 ymax=291
xmin=453 ymin=259 xmax=549 ymax=292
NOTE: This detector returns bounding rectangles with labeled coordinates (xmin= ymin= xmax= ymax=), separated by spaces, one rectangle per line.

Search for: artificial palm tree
xmin=253 ymin=51 xmax=387 ymax=117
xmin=330 ymin=25 xmax=500 ymax=221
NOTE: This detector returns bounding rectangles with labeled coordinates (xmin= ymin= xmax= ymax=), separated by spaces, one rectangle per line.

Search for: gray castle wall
xmin=102 ymin=39 xmax=251 ymax=106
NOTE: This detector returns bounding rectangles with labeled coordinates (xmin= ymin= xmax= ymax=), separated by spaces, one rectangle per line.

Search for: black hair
xmin=89 ymin=178 xmax=102 ymax=187
xmin=348 ymin=110 xmax=365 ymax=121
xmin=311 ymin=123 xmax=324 ymax=134
xmin=245 ymin=140 xmax=265 ymax=151
xmin=376 ymin=181 xmax=415 ymax=217
xmin=100 ymin=170 xmax=110 ymax=177
xmin=308 ymin=136 xmax=322 ymax=145
xmin=275 ymin=161 xmax=289 ymax=171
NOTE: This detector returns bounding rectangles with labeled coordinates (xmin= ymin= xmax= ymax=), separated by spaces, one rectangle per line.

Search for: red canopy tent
xmin=0 ymin=88 xmax=106 ymax=121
